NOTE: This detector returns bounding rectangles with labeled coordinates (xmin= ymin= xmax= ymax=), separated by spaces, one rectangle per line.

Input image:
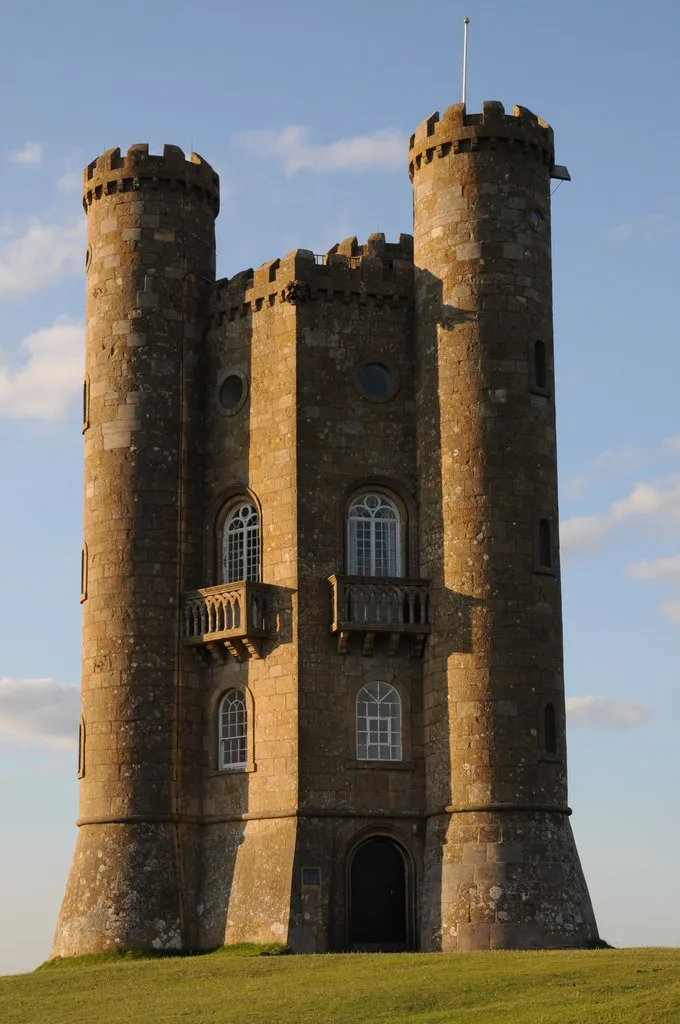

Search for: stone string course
xmin=52 ymin=101 xmax=598 ymax=959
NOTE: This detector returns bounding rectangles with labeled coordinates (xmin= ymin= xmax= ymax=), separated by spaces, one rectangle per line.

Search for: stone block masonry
xmin=52 ymin=103 xmax=598 ymax=958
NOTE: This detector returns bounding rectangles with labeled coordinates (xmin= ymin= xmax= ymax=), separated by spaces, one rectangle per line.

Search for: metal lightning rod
xmin=462 ymin=17 xmax=470 ymax=107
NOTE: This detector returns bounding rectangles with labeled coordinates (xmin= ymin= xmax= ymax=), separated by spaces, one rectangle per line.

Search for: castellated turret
xmin=53 ymin=104 xmax=598 ymax=958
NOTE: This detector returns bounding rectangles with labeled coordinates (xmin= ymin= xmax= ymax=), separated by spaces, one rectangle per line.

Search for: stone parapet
xmin=83 ymin=144 xmax=219 ymax=214
xmin=212 ymin=233 xmax=413 ymax=321
xmin=409 ymin=102 xmax=555 ymax=181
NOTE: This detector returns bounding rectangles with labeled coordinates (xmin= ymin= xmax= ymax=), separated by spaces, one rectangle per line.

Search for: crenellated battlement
xmin=213 ymin=233 xmax=413 ymax=321
xmin=409 ymin=101 xmax=554 ymax=181
xmin=83 ymin=144 xmax=219 ymax=214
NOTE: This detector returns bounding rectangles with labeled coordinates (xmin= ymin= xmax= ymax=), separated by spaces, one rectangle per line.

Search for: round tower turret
xmin=411 ymin=102 xmax=598 ymax=949
xmin=53 ymin=145 xmax=219 ymax=957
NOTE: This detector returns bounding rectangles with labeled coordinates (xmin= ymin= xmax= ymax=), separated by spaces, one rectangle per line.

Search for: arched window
xmin=218 ymin=690 xmax=247 ymax=769
xmin=544 ymin=703 xmax=557 ymax=755
xmin=347 ymin=493 xmax=401 ymax=577
xmin=356 ymin=682 xmax=402 ymax=762
xmin=222 ymin=501 xmax=260 ymax=583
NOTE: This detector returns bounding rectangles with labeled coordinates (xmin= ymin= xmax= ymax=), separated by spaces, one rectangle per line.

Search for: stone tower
xmin=53 ymin=145 xmax=219 ymax=954
xmin=53 ymin=102 xmax=597 ymax=958
xmin=410 ymin=102 xmax=596 ymax=948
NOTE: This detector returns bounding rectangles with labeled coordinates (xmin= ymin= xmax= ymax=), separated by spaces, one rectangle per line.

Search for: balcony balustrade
xmin=329 ymin=574 xmax=431 ymax=657
xmin=183 ymin=581 xmax=270 ymax=662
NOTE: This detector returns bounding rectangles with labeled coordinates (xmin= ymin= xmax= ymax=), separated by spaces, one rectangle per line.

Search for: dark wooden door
xmin=350 ymin=838 xmax=407 ymax=950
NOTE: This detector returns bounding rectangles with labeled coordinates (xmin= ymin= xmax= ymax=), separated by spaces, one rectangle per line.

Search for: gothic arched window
xmin=222 ymin=501 xmax=260 ymax=583
xmin=347 ymin=493 xmax=401 ymax=577
xmin=356 ymin=682 xmax=402 ymax=762
xmin=218 ymin=689 xmax=247 ymax=770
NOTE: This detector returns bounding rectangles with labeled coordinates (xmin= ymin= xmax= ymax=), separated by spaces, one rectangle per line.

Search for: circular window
xmin=357 ymin=362 xmax=396 ymax=401
xmin=219 ymin=371 xmax=248 ymax=415
xmin=529 ymin=209 xmax=544 ymax=231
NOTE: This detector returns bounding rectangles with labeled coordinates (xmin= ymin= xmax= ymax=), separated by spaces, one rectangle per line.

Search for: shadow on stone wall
xmin=415 ymin=268 xmax=483 ymax=949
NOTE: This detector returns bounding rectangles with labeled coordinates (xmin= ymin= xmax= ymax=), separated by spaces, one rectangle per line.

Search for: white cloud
xmin=56 ymin=170 xmax=81 ymax=193
xmin=560 ymin=514 xmax=611 ymax=555
xmin=0 ymin=318 xmax=84 ymax=419
xmin=0 ymin=678 xmax=80 ymax=749
xmin=234 ymin=125 xmax=403 ymax=175
xmin=9 ymin=142 xmax=43 ymax=166
xmin=566 ymin=696 xmax=653 ymax=729
xmin=628 ymin=554 xmax=680 ymax=581
xmin=561 ymin=476 xmax=680 ymax=556
xmin=0 ymin=218 xmax=84 ymax=298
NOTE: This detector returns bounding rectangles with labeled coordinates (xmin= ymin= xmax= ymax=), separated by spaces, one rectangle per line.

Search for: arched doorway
xmin=349 ymin=836 xmax=409 ymax=951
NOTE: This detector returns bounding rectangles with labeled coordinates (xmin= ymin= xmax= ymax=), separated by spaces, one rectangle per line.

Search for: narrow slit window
xmin=82 ymin=376 xmax=90 ymax=431
xmin=544 ymin=703 xmax=557 ymax=755
xmin=539 ymin=519 xmax=552 ymax=569
xmin=80 ymin=543 xmax=88 ymax=603
xmin=534 ymin=341 xmax=547 ymax=390
xmin=77 ymin=717 xmax=86 ymax=778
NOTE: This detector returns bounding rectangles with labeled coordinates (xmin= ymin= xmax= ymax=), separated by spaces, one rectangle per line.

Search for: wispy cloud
xmin=234 ymin=125 xmax=403 ymax=176
xmin=660 ymin=601 xmax=680 ymax=625
xmin=628 ymin=554 xmax=680 ymax=627
xmin=628 ymin=554 xmax=680 ymax=581
xmin=566 ymin=696 xmax=654 ymax=729
xmin=0 ymin=677 xmax=79 ymax=749
xmin=562 ymin=445 xmax=649 ymax=502
xmin=9 ymin=142 xmax=43 ymax=166
xmin=0 ymin=218 xmax=84 ymax=297
xmin=56 ymin=170 xmax=81 ymax=193
xmin=561 ymin=476 xmax=680 ymax=557
xmin=603 ymin=213 xmax=680 ymax=243
xmin=0 ymin=318 xmax=84 ymax=419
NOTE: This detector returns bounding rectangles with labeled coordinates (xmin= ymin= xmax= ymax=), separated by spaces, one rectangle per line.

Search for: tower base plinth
xmin=421 ymin=810 xmax=598 ymax=952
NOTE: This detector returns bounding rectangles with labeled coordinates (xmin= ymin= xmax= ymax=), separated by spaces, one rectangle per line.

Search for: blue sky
xmin=1 ymin=0 xmax=679 ymax=974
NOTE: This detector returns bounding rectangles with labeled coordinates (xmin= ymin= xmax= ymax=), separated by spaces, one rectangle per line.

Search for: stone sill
xmin=206 ymin=762 xmax=257 ymax=777
xmin=534 ymin=565 xmax=557 ymax=577
xmin=345 ymin=759 xmax=415 ymax=772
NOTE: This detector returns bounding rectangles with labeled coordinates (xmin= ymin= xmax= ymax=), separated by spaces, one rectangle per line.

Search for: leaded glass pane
xmin=355 ymin=682 xmax=402 ymax=762
xmin=219 ymin=690 xmax=247 ymax=769
xmin=347 ymin=494 xmax=401 ymax=577
xmin=222 ymin=502 xmax=260 ymax=582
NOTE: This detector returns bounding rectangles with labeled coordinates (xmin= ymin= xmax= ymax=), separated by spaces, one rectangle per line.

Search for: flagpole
xmin=462 ymin=17 xmax=470 ymax=107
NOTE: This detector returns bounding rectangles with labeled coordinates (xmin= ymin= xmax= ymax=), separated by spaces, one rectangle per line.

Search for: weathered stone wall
xmin=53 ymin=146 xmax=218 ymax=957
xmin=411 ymin=102 xmax=597 ymax=948
xmin=291 ymin=238 xmax=424 ymax=948
xmin=198 ymin=256 xmax=300 ymax=946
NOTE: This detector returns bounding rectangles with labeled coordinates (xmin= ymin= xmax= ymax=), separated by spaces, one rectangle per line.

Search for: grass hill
xmin=0 ymin=945 xmax=679 ymax=1023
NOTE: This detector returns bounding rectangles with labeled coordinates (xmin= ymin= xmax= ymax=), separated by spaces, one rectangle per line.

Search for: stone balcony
xmin=183 ymin=581 xmax=271 ymax=662
xmin=329 ymin=574 xmax=431 ymax=657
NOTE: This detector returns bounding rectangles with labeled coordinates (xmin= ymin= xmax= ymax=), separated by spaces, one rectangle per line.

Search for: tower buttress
xmin=53 ymin=145 xmax=218 ymax=956
xmin=411 ymin=102 xmax=598 ymax=950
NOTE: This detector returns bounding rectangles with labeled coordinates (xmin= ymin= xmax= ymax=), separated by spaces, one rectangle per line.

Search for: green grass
xmin=1 ymin=946 xmax=679 ymax=1023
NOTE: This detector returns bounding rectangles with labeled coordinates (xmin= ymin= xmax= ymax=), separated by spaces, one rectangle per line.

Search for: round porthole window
xmin=529 ymin=209 xmax=544 ymax=231
xmin=219 ymin=371 xmax=248 ymax=415
xmin=357 ymin=362 xmax=396 ymax=401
